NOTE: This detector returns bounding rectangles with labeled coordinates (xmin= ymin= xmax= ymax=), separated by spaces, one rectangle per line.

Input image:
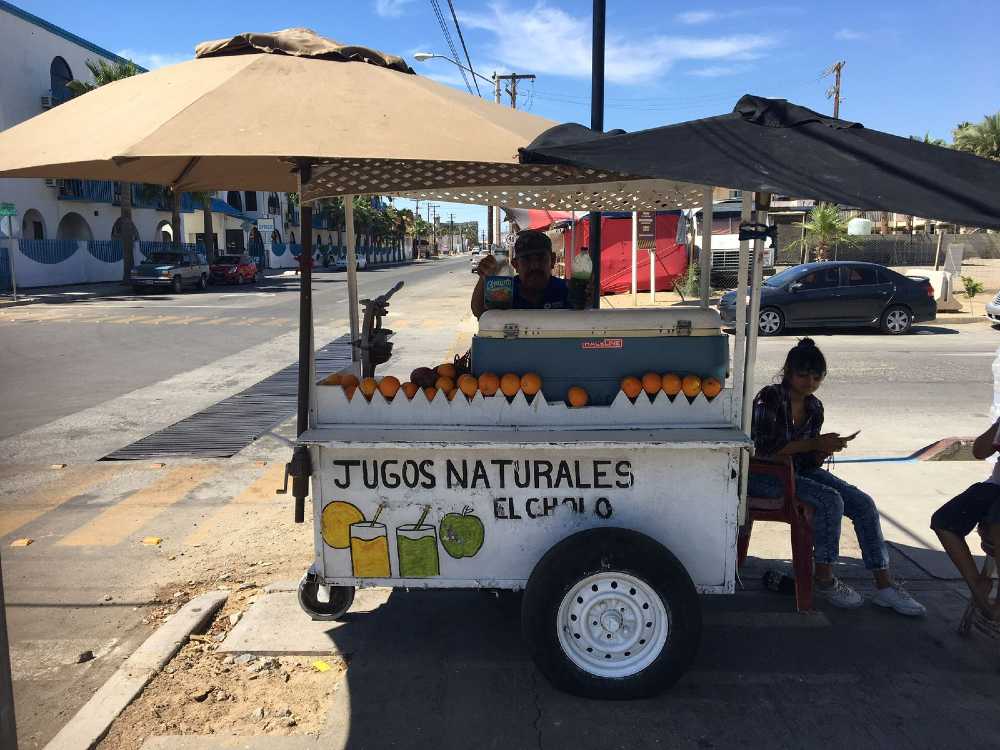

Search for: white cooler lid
xmin=477 ymin=307 xmax=722 ymax=338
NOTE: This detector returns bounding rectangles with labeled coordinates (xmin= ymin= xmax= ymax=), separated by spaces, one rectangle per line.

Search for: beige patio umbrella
xmin=0 ymin=28 xmax=706 ymax=208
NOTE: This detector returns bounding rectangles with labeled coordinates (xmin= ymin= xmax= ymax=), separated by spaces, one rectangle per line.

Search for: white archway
xmin=56 ymin=212 xmax=93 ymax=241
xmin=21 ymin=209 xmax=46 ymax=240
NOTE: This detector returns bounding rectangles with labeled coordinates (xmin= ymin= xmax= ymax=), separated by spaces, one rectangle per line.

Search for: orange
xmin=435 ymin=375 xmax=455 ymax=393
xmin=620 ymin=375 xmax=642 ymax=400
xmin=359 ymin=377 xmax=378 ymax=400
xmin=661 ymin=373 xmax=682 ymax=397
xmin=458 ymin=374 xmax=479 ymax=398
xmin=478 ymin=372 xmax=500 ymax=396
xmin=520 ymin=372 xmax=542 ymax=397
xmin=567 ymin=386 xmax=589 ymax=408
xmin=500 ymin=373 xmax=521 ymax=398
xmin=401 ymin=382 xmax=419 ymax=400
xmin=436 ymin=363 xmax=457 ymax=379
xmin=340 ymin=373 xmax=360 ymax=389
xmin=702 ymin=377 xmax=722 ymax=399
xmin=445 ymin=388 xmax=459 ymax=401
xmin=682 ymin=374 xmax=702 ymax=399
xmin=424 ymin=386 xmax=438 ymax=401
xmin=321 ymin=373 xmax=342 ymax=386
xmin=343 ymin=385 xmax=357 ymax=400
xmin=378 ymin=375 xmax=401 ymax=400
xmin=641 ymin=372 xmax=662 ymax=396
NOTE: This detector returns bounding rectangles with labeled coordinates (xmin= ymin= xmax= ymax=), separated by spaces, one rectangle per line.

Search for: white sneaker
xmin=815 ymin=578 xmax=863 ymax=608
xmin=871 ymin=583 xmax=926 ymax=617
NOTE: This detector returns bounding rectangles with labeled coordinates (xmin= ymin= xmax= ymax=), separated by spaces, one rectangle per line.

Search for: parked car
xmin=131 ymin=251 xmax=210 ymax=293
xmin=986 ymin=291 xmax=1000 ymax=325
xmin=718 ymin=261 xmax=936 ymax=335
xmin=210 ymin=253 xmax=261 ymax=285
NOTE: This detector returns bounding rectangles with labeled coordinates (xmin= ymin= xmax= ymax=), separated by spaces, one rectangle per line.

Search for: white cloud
xmin=461 ymin=3 xmax=776 ymax=85
xmin=688 ymin=64 xmax=745 ymax=77
xmin=834 ymin=28 xmax=867 ymax=41
xmin=375 ymin=0 xmax=414 ymax=18
xmin=116 ymin=49 xmax=190 ymax=70
xmin=676 ymin=10 xmax=719 ymax=25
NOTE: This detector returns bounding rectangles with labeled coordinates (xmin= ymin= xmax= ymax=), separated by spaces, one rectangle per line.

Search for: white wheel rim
xmin=556 ymin=571 xmax=669 ymax=678
xmin=759 ymin=310 xmax=780 ymax=334
xmin=886 ymin=310 xmax=908 ymax=332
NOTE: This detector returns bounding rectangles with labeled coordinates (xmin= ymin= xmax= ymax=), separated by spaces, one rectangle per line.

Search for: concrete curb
xmin=0 ymin=297 xmax=38 ymax=308
xmin=43 ymin=590 xmax=229 ymax=750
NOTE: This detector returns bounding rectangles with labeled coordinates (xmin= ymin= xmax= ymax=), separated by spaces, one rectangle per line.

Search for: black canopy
xmin=520 ymin=95 xmax=1000 ymax=229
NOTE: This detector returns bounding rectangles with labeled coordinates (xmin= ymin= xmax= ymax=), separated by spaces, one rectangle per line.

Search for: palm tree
xmin=953 ymin=113 xmax=1000 ymax=161
xmin=68 ymin=57 xmax=142 ymax=280
xmin=187 ymin=191 xmax=216 ymax=261
xmin=787 ymin=203 xmax=856 ymax=262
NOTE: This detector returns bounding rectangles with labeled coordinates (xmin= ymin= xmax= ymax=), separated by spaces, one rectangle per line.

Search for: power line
xmin=446 ymin=0 xmax=480 ymax=97
xmin=428 ymin=0 xmax=473 ymax=95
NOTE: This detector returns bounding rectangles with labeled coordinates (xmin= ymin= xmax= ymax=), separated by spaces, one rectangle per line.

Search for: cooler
xmin=472 ymin=308 xmax=729 ymax=405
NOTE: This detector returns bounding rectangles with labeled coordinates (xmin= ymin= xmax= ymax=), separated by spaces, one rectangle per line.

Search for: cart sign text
xmin=328 ymin=458 xmax=634 ymax=492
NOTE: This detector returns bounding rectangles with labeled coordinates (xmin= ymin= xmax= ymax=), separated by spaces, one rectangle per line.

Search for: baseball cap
xmin=513 ymin=230 xmax=552 ymax=258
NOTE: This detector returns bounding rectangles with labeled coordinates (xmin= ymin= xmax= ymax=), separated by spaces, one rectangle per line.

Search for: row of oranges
xmin=320 ymin=371 xmax=547 ymax=403
xmin=620 ymin=373 xmax=723 ymax=401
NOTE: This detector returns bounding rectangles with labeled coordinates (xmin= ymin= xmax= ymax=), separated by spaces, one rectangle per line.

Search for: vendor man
xmin=471 ymin=230 xmax=571 ymax=318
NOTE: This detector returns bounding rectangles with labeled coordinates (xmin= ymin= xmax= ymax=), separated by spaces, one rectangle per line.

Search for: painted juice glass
xmin=396 ymin=524 xmax=440 ymax=577
xmin=350 ymin=522 xmax=390 ymax=577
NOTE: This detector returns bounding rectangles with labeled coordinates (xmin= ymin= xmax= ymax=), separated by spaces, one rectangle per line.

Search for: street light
xmin=412 ymin=52 xmax=496 ymax=90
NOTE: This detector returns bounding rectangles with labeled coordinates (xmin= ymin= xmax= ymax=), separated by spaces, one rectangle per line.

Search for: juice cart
xmin=291 ymin=173 xmax=768 ymax=699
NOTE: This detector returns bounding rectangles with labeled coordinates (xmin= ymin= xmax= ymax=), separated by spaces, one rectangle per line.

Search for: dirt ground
xmin=94 ymin=477 xmax=350 ymax=747
xmin=98 ymin=581 xmax=347 ymax=748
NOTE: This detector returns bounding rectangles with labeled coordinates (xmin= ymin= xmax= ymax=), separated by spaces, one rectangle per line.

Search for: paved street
xmin=1 ymin=262 xmax=999 ymax=747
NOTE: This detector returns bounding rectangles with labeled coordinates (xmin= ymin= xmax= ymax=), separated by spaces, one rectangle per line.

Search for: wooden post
xmin=631 ymin=212 xmax=637 ymax=306
xmin=344 ymin=196 xmax=361 ymax=365
xmin=699 ymin=189 xmax=713 ymax=307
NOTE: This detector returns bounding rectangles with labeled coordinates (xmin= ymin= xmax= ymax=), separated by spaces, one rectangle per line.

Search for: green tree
xmin=67 ymin=57 xmax=142 ymax=280
xmin=187 ymin=191 xmax=216 ymax=261
xmin=961 ymin=275 xmax=985 ymax=315
xmin=953 ymin=113 xmax=1000 ymax=161
xmin=787 ymin=202 xmax=857 ymax=262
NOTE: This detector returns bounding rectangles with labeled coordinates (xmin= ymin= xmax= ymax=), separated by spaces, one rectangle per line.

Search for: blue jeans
xmin=748 ymin=467 xmax=889 ymax=570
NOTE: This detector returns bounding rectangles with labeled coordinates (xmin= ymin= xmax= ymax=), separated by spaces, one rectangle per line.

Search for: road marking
xmin=0 ymin=464 xmax=121 ymax=538
xmin=58 ymin=463 xmax=222 ymax=547
xmin=183 ymin=463 xmax=286 ymax=547
xmin=936 ymin=352 xmax=995 ymax=357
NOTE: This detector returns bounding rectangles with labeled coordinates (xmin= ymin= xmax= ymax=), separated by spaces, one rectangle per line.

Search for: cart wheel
xmin=297 ymin=572 xmax=355 ymax=621
xmin=522 ymin=528 xmax=701 ymax=699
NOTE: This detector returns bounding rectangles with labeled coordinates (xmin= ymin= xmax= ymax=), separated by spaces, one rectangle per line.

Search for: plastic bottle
xmin=484 ymin=252 xmax=516 ymax=310
xmin=568 ymin=249 xmax=593 ymax=310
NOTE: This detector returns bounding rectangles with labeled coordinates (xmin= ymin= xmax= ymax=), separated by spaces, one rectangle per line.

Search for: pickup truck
xmin=131 ymin=250 xmax=210 ymax=293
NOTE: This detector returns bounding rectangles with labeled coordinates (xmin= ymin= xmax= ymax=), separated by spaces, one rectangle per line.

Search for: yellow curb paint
xmin=0 ymin=464 xmax=121 ymax=538
xmin=183 ymin=463 xmax=286 ymax=547
xmin=59 ymin=463 xmax=222 ymax=547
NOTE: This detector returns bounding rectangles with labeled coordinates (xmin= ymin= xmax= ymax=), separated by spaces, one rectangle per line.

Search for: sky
xmin=13 ymin=0 xmax=999 ymax=232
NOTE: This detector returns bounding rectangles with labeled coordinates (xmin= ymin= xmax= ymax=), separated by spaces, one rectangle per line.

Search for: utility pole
xmin=823 ymin=60 xmax=845 ymax=118
xmin=492 ymin=72 xmax=535 ymax=249
xmin=495 ymin=73 xmax=536 ymax=110
xmin=589 ymin=0 xmax=606 ymax=308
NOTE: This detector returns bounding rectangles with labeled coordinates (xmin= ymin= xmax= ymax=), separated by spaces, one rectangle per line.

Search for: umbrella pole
xmin=344 ymin=196 xmax=360 ymax=365
xmin=288 ymin=165 xmax=315 ymax=525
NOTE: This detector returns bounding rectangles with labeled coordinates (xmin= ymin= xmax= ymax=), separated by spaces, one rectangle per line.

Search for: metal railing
xmin=57 ymin=179 xmax=114 ymax=203
xmin=18 ymin=239 xmax=80 ymax=264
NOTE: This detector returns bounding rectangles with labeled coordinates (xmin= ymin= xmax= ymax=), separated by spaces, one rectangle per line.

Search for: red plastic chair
xmin=737 ymin=457 xmax=816 ymax=612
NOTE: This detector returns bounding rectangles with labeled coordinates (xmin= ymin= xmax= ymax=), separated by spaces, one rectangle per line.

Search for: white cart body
xmin=301 ymin=427 xmax=749 ymax=593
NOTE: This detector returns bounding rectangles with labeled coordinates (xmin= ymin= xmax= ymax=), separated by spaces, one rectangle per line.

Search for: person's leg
xmin=931 ymin=483 xmax=1000 ymax=615
xmin=799 ymin=468 xmax=891 ymax=586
